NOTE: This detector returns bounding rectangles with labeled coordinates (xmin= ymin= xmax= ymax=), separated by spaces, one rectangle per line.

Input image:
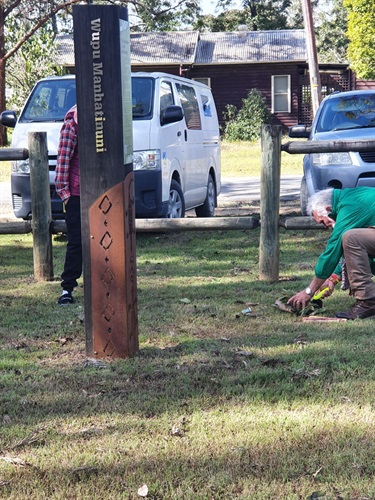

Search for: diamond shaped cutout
xmin=100 ymin=232 xmax=113 ymax=250
xmin=99 ymin=195 xmax=112 ymax=215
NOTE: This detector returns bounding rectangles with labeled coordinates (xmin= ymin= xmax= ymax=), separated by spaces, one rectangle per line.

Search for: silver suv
xmin=289 ymin=90 xmax=375 ymax=214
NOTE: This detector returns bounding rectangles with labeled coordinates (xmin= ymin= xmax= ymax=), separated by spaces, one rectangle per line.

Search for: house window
xmin=272 ymin=75 xmax=291 ymax=113
xmin=193 ymin=77 xmax=211 ymax=88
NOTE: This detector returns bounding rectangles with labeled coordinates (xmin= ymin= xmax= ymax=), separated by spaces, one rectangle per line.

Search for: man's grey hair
xmin=307 ymin=188 xmax=334 ymax=216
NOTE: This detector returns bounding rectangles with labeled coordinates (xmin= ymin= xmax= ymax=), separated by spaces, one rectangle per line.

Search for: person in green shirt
xmin=288 ymin=186 xmax=375 ymax=319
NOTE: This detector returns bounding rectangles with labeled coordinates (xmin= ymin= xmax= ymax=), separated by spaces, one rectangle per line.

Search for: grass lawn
xmin=221 ymin=138 xmax=303 ymax=177
xmin=0 ymin=227 xmax=374 ymax=499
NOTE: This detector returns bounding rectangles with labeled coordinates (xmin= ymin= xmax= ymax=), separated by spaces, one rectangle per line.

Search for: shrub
xmin=222 ymin=89 xmax=272 ymax=141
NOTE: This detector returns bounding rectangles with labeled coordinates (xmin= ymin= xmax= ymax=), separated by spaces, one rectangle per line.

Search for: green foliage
xmin=344 ymin=0 xmax=375 ymax=79
xmin=316 ymin=0 xmax=349 ymax=63
xmin=222 ymin=89 xmax=271 ymax=141
xmin=5 ymin=15 xmax=63 ymax=112
xmin=193 ymin=9 xmax=249 ymax=31
xmin=213 ymin=0 xmax=304 ymax=30
xmin=130 ymin=0 xmax=200 ymax=31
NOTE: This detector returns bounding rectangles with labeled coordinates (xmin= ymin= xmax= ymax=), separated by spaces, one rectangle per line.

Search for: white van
xmin=1 ymin=72 xmax=221 ymax=219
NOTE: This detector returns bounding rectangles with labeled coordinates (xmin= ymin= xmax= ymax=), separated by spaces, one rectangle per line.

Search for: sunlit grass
xmin=221 ymin=138 xmax=304 ymax=177
xmin=0 ymin=160 xmax=11 ymax=182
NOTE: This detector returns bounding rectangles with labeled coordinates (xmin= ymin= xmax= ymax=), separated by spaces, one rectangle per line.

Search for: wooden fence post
xmin=29 ymin=132 xmax=53 ymax=281
xmin=259 ymin=125 xmax=282 ymax=281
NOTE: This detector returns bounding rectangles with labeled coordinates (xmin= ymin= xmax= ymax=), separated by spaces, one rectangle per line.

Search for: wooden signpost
xmin=73 ymin=5 xmax=138 ymax=359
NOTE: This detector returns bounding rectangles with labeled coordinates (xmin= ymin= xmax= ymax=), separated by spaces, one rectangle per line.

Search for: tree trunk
xmin=0 ymin=6 xmax=7 ymax=146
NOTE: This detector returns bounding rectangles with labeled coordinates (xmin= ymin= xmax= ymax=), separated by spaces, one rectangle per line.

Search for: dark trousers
xmin=61 ymin=196 xmax=82 ymax=292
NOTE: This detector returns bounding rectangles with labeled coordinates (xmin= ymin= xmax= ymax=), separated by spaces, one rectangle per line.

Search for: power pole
xmin=301 ymin=0 xmax=322 ymax=116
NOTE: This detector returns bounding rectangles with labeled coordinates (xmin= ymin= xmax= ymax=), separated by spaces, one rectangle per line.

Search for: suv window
xmin=317 ymin=94 xmax=375 ymax=132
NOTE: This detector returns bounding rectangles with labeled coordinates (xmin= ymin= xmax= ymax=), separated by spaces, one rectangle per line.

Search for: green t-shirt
xmin=314 ymin=187 xmax=375 ymax=279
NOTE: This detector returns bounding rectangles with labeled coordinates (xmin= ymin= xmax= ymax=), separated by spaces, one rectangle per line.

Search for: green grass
xmin=221 ymin=138 xmax=304 ymax=177
xmin=0 ymin=229 xmax=374 ymax=499
xmin=0 ymin=160 xmax=11 ymax=182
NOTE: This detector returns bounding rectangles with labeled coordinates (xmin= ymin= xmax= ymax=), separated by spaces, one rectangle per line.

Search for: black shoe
xmin=58 ymin=291 xmax=74 ymax=306
xmin=336 ymin=297 xmax=375 ymax=320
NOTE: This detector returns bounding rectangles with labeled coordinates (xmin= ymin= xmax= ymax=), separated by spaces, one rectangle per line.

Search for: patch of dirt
xmin=213 ymin=198 xmax=301 ymax=218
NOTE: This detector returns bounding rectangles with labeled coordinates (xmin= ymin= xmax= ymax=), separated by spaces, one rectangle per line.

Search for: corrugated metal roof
xmin=131 ymin=31 xmax=198 ymax=64
xmin=196 ymin=30 xmax=306 ymax=64
xmin=55 ymin=29 xmax=306 ymax=67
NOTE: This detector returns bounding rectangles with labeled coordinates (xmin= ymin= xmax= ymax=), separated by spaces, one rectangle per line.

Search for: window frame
xmin=192 ymin=77 xmax=211 ymax=88
xmin=271 ymin=75 xmax=291 ymax=113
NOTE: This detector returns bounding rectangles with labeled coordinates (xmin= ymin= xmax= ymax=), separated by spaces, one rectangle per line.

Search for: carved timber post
xmin=73 ymin=5 xmax=138 ymax=359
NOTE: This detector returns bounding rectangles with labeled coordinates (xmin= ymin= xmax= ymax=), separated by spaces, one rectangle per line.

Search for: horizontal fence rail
xmin=282 ymin=138 xmax=375 ymax=154
xmin=0 ymin=148 xmax=29 ymax=161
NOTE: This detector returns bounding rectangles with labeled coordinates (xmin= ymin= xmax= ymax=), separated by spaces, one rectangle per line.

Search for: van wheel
xmin=167 ymin=180 xmax=185 ymax=218
xmin=195 ymin=174 xmax=216 ymax=217
xmin=300 ymin=176 xmax=309 ymax=216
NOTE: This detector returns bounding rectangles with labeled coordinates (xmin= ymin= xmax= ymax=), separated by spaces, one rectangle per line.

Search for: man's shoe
xmin=336 ymin=297 xmax=375 ymax=320
xmin=58 ymin=291 xmax=74 ymax=306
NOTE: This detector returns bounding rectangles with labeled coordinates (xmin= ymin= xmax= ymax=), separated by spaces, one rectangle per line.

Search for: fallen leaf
xmin=0 ymin=456 xmax=27 ymax=466
xmin=138 ymin=484 xmax=149 ymax=497
xmin=273 ymin=298 xmax=296 ymax=314
xmin=179 ymin=298 xmax=191 ymax=304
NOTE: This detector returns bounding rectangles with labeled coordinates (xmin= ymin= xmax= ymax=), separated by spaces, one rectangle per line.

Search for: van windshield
xmin=20 ymin=79 xmax=76 ymax=123
xmin=20 ymin=76 xmax=154 ymax=122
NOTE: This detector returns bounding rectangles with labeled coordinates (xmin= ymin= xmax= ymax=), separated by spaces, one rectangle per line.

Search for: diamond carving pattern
xmin=101 ymin=267 xmax=114 ymax=287
xmin=100 ymin=231 xmax=113 ymax=250
xmin=102 ymin=303 xmax=115 ymax=322
xmin=99 ymin=195 xmax=112 ymax=215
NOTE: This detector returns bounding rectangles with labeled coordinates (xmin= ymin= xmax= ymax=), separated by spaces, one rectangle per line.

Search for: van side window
xmin=176 ymin=83 xmax=202 ymax=130
xmin=201 ymin=95 xmax=212 ymax=117
xmin=160 ymin=81 xmax=174 ymax=115
xmin=132 ymin=77 xmax=154 ymax=119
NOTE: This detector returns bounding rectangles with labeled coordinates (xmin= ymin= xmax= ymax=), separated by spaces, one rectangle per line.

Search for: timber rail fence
xmin=1 ymin=127 xmax=375 ymax=281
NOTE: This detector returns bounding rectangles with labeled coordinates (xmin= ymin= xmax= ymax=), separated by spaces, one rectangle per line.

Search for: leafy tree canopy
xmin=344 ymin=0 xmax=375 ymax=79
xmin=315 ymin=0 xmax=348 ymax=63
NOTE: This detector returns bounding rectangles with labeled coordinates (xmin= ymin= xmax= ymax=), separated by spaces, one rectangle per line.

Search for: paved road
xmin=218 ymin=175 xmax=302 ymax=204
xmin=0 ymin=176 xmax=302 ymax=218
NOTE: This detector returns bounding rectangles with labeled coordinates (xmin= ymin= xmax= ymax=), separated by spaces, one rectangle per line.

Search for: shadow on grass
xmin=1 ymin=319 xmax=374 ymax=427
